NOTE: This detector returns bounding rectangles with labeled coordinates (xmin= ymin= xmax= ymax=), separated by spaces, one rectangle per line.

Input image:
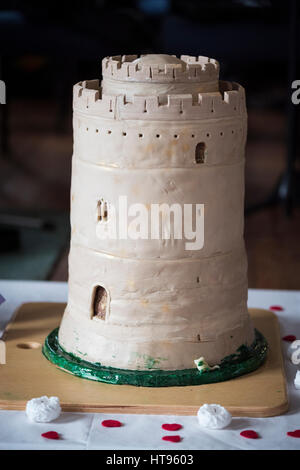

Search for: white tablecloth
xmin=0 ymin=280 xmax=300 ymax=450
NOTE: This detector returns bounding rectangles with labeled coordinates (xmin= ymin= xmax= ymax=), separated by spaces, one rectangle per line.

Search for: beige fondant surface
xmin=133 ymin=54 xmax=186 ymax=66
xmin=58 ymin=54 xmax=253 ymax=371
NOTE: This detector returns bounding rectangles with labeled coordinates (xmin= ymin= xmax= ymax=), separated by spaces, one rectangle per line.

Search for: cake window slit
xmin=93 ymin=286 xmax=108 ymax=320
xmin=195 ymin=142 xmax=206 ymax=164
xmin=96 ymin=199 xmax=108 ymax=222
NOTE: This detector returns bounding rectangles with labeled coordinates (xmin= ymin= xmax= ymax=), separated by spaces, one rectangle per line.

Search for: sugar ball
xmin=197 ymin=404 xmax=232 ymax=429
xmin=26 ymin=396 xmax=61 ymax=423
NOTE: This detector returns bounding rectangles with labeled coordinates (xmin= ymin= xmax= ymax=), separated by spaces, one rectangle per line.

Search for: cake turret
xmin=101 ymin=54 xmax=219 ymax=99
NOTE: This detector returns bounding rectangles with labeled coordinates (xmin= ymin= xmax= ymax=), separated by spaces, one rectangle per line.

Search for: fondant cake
xmin=43 ymin=54 xmax=267 ymax=386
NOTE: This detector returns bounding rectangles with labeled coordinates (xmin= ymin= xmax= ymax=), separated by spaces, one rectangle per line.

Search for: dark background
xmin=0 ymin=0 xmax=299 ymax=287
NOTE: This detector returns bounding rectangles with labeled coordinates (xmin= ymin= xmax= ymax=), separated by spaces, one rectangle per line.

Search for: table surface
xmin=0 ymin=279 xmax=300 ymax=450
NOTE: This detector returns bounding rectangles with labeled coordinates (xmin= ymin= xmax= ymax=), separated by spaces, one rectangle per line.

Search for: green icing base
xmin=42 ymin=328 xmax=268 ymax=387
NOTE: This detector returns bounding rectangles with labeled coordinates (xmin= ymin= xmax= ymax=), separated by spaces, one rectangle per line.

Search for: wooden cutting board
xmin=0 ymin=302 xmax=288 ymax=416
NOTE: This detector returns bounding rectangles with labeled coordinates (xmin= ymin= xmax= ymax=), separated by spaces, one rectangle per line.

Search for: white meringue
xmin=26 ymin=396 xmax=61 ymax=423
xmin=288 ymin=340 xmax=300 ymax=364
xmin=197 ymin=404 xmax=232 ymax=429
xmin=294 ymin=371 xmax=300 ymax=390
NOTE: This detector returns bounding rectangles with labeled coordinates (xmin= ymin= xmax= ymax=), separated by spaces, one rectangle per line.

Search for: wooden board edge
xmin=0 ymin=398 xmax=289 ymax=417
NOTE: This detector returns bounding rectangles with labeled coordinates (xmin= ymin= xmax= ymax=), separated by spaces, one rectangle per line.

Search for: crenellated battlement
xmin=102 ymin=55 xmax=219 ymax=84
xmin=73 ymin=79 xmax=246 ymax=121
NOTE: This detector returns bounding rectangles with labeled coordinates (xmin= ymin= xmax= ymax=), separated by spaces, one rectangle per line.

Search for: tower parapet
xmin=102 ymin=54 xmax=219 ymax=84
xmin=73 ymin=79 xmax=246 ymax=121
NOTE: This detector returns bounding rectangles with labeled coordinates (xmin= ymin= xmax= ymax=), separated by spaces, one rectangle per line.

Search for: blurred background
xmin=0 ymin=0 xmax=299 ymax=288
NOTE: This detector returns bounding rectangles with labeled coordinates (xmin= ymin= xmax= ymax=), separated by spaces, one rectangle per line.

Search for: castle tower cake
xmin=43 ymin=54 xmax=267 ymax=386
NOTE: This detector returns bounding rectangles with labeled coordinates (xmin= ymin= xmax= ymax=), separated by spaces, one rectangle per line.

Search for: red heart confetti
xmin=282 ymin=335 xmax=297 ymax=342
xmin=41 ymin=431 xmax=60 ymax=440
xmin=162 ymin=423 xmax=182 ymax=431
xmin=102 ymin=419 xmax=122 ymax=428
xmin=240 ymin=430 xmax=259 ymax=439
xmin=269 ymin=305 xmax=284 ymax=312
xmin=162 ymin=435 xmax=181 ymax=443
xmin=287 ymin=430 xmax=300 ymax=438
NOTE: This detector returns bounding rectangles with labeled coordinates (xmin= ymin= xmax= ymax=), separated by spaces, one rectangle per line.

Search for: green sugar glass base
xmin=43 ymin=328 xmax=268 ymax=387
